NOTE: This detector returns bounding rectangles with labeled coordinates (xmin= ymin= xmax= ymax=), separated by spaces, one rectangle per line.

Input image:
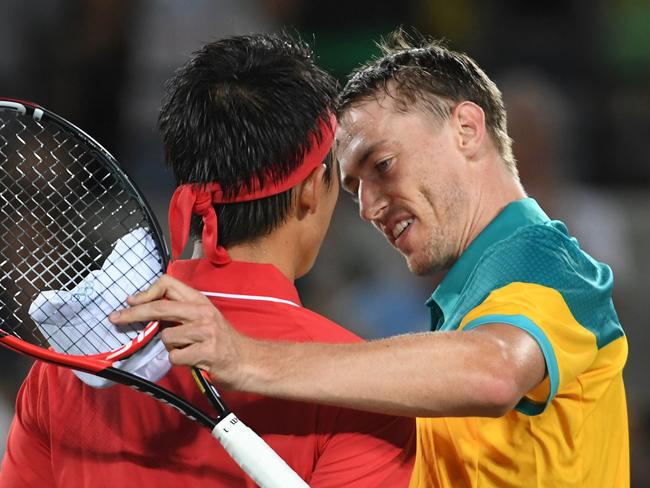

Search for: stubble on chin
xmin=408 ymin=186 xmax=466 ymax=277
xmin=406 ymin=232 xmax=455 ymax=277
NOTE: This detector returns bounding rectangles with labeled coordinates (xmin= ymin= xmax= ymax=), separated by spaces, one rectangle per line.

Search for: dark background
xmin=1 ymin=0 xmax=648 ymax=484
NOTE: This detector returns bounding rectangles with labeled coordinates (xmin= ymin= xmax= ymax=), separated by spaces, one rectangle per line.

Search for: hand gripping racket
xmin=0 ymin=99 xmax=309 ymax=488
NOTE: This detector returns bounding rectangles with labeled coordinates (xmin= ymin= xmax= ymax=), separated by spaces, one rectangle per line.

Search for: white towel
xmin=28 ymin=228 xmax=171 ymax=388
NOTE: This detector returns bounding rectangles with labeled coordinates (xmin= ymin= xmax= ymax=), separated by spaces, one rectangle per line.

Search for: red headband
xmin=168 ymin=112 xmax=336 ymax=265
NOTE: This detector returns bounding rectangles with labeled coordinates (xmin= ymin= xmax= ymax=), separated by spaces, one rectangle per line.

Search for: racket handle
xmin=212 ymin=413 xmax=309 ymax=488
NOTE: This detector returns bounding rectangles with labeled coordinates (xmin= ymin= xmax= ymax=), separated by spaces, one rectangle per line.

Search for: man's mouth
xmin=392 ymin=218 xmax=414 ymax=240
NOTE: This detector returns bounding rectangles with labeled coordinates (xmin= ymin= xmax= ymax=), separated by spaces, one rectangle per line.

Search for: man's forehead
xmin=336 ymin=100 xmax=393 ymax=154
xmin=335 ymin=116 xmax=364 ymax=157
xmin=339 ymin=95 xmax=397 ymax=127
xmin=334 ymin=113 xmax=358 ymax=151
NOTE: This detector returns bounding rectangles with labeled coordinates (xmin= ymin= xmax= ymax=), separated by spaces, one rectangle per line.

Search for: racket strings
xmin=0 ymin=110 xmax=163 ymax=356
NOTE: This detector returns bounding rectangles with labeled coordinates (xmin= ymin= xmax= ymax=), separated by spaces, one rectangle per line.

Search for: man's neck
xmin=458 ymin=166 xmax=527 ymax=260
xmin=191 ymin=228 xmax=299 ymax=282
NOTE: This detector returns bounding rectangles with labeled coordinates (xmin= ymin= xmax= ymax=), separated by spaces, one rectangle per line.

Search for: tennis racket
xmin=0 ymin=99 xmax=309 ymax=488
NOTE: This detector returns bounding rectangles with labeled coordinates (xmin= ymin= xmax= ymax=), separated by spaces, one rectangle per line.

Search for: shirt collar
xmin=425 ymin=198 xmax=549 ymax=326
xmin=168 ymin=258 xmax=302 ymax=306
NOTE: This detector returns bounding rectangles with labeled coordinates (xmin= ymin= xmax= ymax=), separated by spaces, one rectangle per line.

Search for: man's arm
xmin=239 ymin=324 xmax=545 ymax=417
xmin=111 ymin=275 xmax=546 ymax=418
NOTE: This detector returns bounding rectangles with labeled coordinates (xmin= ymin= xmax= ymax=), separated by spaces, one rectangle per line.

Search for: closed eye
xmin=375 ymin=157 xmax=393 ymax=173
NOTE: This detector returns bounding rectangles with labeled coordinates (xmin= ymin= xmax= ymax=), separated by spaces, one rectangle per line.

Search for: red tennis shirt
xmin=1 ymin=259 xmax=415 ymax=487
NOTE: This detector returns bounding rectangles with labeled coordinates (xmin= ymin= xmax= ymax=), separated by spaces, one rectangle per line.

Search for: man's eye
xmin=376 ymin=158 xmax=392 ymax=173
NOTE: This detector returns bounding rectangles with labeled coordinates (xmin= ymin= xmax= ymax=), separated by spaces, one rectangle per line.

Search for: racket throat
xmin=192 ymin=367 xmax=231 ymax=416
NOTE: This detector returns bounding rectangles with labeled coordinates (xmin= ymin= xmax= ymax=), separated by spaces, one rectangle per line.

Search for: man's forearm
xmin=238 ymin=328 xmax=533 ymax=417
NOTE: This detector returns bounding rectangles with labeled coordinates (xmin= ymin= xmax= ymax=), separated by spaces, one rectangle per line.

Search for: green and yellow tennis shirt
xmin=410 ymin=198 xmax=629 ymax=488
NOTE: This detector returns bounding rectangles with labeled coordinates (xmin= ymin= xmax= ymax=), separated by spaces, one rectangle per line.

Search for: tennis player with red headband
xmin=1 ymin=33 xmax=414 ymax=486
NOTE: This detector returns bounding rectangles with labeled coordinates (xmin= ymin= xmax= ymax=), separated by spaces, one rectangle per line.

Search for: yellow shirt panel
xmin=410 ymin=283 xmax=628 ymax=487
xmin=459 ymin=282 xmax=598 ymax=404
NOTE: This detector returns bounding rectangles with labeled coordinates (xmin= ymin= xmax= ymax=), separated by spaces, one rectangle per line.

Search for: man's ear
xmin=296 ymin=164 xmax=327 ymax=218
xmin=452 ymin=101 xmax=487 ymax=159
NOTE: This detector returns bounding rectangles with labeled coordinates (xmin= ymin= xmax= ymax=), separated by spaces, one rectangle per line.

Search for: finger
xmin=125 ymin=276 xmax=169 ymax=304
xmin=161 ymin=323 xmax=210 ymax=350
xmin=108 ymin=299 xmax=203 ymax=324
xmin=127 ymin=275 xmax=209 ymax=306
xmin=168 ymin=342 xmax=208 ymax=368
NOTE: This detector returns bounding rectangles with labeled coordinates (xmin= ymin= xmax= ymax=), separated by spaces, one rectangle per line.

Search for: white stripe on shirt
xmin=200 ymin=290 xmax=300 ymax=308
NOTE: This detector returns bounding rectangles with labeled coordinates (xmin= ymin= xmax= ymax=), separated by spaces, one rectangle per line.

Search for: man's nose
xmin=358 ymin=181 xmax=387 ymax=222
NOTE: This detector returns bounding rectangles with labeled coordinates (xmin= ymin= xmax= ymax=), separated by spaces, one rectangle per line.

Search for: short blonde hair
xmin=338 ymin=29 xmax=517 ymax=175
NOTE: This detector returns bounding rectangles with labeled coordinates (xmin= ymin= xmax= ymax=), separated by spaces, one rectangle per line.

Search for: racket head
xmin=0 ymin=100 xmax=311 ymax=487
xmin=0 ymin=99 xmax=169 ymax=366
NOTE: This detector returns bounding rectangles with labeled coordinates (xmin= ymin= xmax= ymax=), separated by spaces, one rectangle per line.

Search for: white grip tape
xmin=212 ymin=413 xmax=309 ymax=488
